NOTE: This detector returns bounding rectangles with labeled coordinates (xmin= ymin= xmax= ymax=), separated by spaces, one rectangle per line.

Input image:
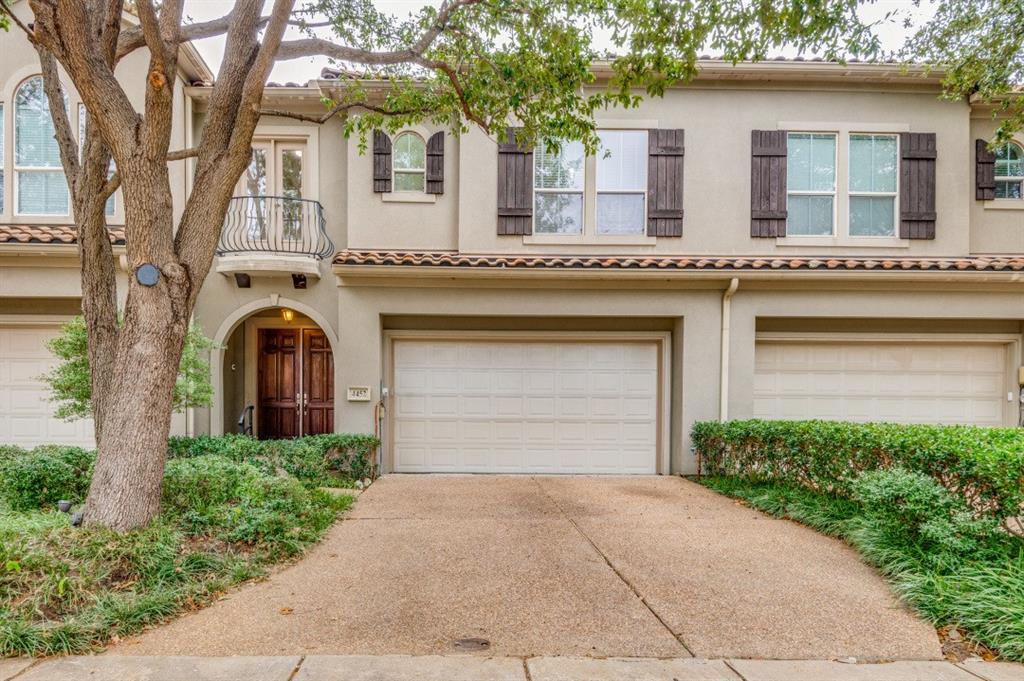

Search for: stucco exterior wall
xmin=458 ymin=86 xmax=972 ymax=257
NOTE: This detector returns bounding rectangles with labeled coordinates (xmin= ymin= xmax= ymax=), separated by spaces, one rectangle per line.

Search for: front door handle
xmin=295 ymin=392 xmax=302 ymax=411
xmin=303 ymin=392 xmax=309 ymax=415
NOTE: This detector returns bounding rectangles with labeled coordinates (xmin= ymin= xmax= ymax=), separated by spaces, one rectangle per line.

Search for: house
xmin=0 ymin=6 xmax=1022 ymax=475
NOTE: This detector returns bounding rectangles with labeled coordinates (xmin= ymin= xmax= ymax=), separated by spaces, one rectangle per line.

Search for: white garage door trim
xmin=0 ymin=317 xmax=96 ymax=448
xmin=384 ymin=330 xmax=672 ymax=474
xmin=755 ymin=332 xmax=1019 ymax=427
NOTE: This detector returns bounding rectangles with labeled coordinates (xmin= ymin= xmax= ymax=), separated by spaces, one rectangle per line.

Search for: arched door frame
xmin=209 ymin=296 xmax=340 ymax=436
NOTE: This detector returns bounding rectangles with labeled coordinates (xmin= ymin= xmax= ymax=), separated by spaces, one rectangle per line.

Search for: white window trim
xmin=777 ymin=122 xmax=908 ymax=243
xmin=0 ymin=101 xmax=5 ymax=218
xmin=526 ymin=124 xmax=656 ymax=245
xmin=14 ymin=76 xmax=69 ymax=218
xmin=785 ymin=132 xmax=838 ymax=237
xmin=847 ymin=133 xmax=900 ymax=239
xmin=986 ymin=139 xmax=1024 ymax=207
xmin=247 ymin=127 xmax=319 ymax=202
xmin=380 ymin=126 xmax=436 ymax=204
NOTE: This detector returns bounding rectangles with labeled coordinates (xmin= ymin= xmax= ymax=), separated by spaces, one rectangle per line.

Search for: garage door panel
xmin=755 ymin=340 xmax=1007 ymax=427
xmin=393 ymin=339 xmax=659 ymax=474
xmin=0 ymin=326 xmax=95 ymax=448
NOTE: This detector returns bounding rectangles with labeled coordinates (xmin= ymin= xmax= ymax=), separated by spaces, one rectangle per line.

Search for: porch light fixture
xmin=281 ymin=308 xmax=295 ymax=323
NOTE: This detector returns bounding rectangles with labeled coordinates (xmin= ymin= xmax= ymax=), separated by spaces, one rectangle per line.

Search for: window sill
xmin=381 ymin=192 xmax=436 ymax=204
xmin=523 ymin=234 xmax=657 ymax=246
xmin=776 ymin=236 xmax=909 ymax=248
xmin=982 ymin=199 xmax=1024 ymax=211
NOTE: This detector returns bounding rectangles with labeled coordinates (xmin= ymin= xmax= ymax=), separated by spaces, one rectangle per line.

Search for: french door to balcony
xmin=241 ymin=140 xmax=306 ymax=248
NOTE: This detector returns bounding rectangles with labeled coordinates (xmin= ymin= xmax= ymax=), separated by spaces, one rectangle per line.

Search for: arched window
xmin=994 ymin=141 xmax=1024 ymax=199
xmin=15 ymin=76 xmax=68 ymax=215
xmin=392 ymin=132 xmax=426 ymax=192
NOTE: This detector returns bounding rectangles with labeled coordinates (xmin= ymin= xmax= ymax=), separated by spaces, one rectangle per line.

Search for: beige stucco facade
xmin=0 ymin=11 xmax=1022 ymax=472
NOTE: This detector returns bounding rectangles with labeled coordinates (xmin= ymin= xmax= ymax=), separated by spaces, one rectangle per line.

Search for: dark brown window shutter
xmin=497 ymin=128 xmax=533 ymax=235
xmin=899 ymin=132 xmax=937 ymax=239
xmin=750 ymin=130 xmax=788 ymax=237
xmin=976 ymin=139 xmax=996 ymax=201
xmin=646 ymin=129 xmax=685 ymax=237
xmin=426 ymin=131 xmax=444 ymax=195
xmin=372 ymin=131 xmax=392 ymax=193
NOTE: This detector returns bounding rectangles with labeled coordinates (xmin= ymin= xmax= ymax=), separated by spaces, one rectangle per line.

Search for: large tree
xmin=0 ymin=0 xmax=879 ymax=531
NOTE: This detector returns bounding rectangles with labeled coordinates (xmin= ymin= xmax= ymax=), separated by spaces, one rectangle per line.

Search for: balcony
xmin=216 ymin=196 xmax=334 ymax=279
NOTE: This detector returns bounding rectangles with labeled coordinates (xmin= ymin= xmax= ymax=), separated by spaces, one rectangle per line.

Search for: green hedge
xmin=692 ymin=420 xmax=1024 ymax=521
xmin=166 ymin=433 xmax=380 ymax=484
xmin=0 ymin=446 xmax=96 ymax=511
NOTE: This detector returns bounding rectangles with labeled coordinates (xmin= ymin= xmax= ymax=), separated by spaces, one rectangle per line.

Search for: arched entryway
xmin=210 ymin=297 xmax=339 ymax=438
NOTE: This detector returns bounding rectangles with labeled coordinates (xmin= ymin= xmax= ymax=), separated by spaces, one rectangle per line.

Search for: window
xmin=15 ymin=76 xmax=68 ymax=215
xmin=392 ymin=132 xmax=426 ymax=192
xmin=994 ymin=141 xmax=1023 ymax=199
xmin=236 ymin=139 xmax=307 ymax=241
xmin=533 ymin=139 xmax=585 ymax=234
xmin=0 ymin=103 xmax=4 ymax=214
xmin=78 ymin=104 xmax=116 ymax=217
xmin=849 ymin=134 xmax=897 ymax=236
xmin=596 ymin=130 xmax=646 ymax=235
xmin=787 ymin=133 xmax=836 ymax=236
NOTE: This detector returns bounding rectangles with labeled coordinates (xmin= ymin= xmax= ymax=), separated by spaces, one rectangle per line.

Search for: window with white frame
xmin=848 ymin=133 xmax=897 ymax=236
xmin=994 ymin=141 xmax=1024 ymax=199
xmin=534 ymin=138 xmax=585 ymax=234
xmin=596 ymin=130 xmax=647 ymax=235
xmin=15 ymin=76 xmax=68 ymax=215
xmin=78 ymin=104 xmax=116 ymax=217
xmin=786 ymin=133 xmax=836 ymax=236
xmin=392 ymin=132 xmax=426 ymax=192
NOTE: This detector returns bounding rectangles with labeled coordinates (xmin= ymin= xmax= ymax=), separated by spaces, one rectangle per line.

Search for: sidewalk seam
xmin=285 ymin=654 xmax=306 ymax=681
xmin=529 ymin=476 xmax=696 ymax=658
xmin=956 ymin=662 xmax=997 ymax=681
xmin=522 ymin=656 xmax=534 ymax=681
xmin=723 ymin=659 xmax=749 ymax=681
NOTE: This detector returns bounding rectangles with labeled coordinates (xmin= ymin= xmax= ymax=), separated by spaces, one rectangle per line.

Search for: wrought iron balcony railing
xmin=217 ymin=196 xmax=334 ymax=259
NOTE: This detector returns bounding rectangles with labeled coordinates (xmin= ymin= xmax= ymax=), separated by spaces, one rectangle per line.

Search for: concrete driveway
xmin=113 ymin=475 xmax=941 ymax=660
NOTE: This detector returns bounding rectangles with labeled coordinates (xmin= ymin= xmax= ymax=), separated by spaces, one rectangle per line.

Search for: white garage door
xmin=392 ymin=339 xmax=660 ymax=473
xmin=754 ymin=340 xmax=1009 ymax=426
xmin=0 ymin=325 xmax=95 ymax=447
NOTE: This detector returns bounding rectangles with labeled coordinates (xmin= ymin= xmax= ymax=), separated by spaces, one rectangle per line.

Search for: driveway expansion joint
xmin=286 ymin=655 xmax=306 ymax=681
xmin=528 ymin=476 xmax=696 ymax=658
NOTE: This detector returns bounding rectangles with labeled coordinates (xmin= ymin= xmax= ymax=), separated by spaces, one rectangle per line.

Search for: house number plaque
xmin=347 ymin=386 xmax=371 ymax=402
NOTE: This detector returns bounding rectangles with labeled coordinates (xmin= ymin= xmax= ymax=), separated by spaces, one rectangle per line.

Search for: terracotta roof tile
xmin=0 ymin=224 xmax=126 ymax=245
xmin=333 ymin=250 xmax=1024 ymax=273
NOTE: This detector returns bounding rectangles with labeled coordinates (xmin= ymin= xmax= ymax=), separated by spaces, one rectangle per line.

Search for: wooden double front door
xmin=257 ymin=328 xmax=334 ymax=439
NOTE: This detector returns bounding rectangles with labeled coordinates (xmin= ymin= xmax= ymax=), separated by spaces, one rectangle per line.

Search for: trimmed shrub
xmin=0 ymin=446 xmax=95 ymax=511
xmin=692 ymin=420 xmax=1024 ymax=521
xmin=166 ymin=433 xmax=379 ymax=484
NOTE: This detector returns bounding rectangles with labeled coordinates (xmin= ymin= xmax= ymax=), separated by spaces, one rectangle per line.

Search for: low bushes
xmin=692 ymin=420 xmax=1024 ymax=522
xmin=0 ymin=446 xmax=95 ymax=511
xmin=694 ymin=419 xmax=1024 ymax=660
xmin=166 ymin=433 xmax=379 ymax=485
xmin=0 ymin=453 xmax=354 ymax=656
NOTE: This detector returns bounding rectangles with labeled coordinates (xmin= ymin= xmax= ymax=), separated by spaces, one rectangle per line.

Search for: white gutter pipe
xmin=719 ymin=277 xmax=740 ymax=421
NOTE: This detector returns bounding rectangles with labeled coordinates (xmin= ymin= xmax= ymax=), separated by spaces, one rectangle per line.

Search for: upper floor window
xmin=994 ymin=141 xmax=1023 ymax=199
xmin=848 ymin=134 xmax=897 ymax=236
xmin=786 ymin=133 xmax=836 ymax=236
xmin=393 ymin=132 xmax=426 ymax=192
xmin=596 ymin=130 xmax=647 ymax=235
xmin=786 ymin=131 xmax=898 ymax=238
xmin=534 ymin=139 xmax=585 ymax=234
xmin=15 ymin=76 xmax=68 ymax=215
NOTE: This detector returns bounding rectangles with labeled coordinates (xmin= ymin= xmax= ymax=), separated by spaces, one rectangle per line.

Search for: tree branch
xmin=0 ymin=0 xmax=34 ymax=39
xmin=260 ymin=101 xmax=429 ymax=124
xmin=416 ymin=57 xmax=488 ymax=130
xmin=35 ymin=45 xmax=82 ymax=180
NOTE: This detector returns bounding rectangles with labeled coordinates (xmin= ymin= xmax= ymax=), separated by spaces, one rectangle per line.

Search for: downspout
xmin=719 ymin=277 xmax=740 ymax=422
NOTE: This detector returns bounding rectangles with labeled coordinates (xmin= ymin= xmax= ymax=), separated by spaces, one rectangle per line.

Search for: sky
xmin=182 ymin=0 xmax=938 ymax=84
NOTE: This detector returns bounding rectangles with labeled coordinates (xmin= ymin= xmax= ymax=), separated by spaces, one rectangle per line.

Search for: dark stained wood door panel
xmin=257 ymin=326 xmax=335 ymax=439
xmin=302 ymin=329 xmax=334 ymax=436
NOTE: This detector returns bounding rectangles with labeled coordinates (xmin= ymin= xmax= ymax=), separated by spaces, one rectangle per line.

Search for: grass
xmin=0 ymin=455 xmax=355 ymax=657
xmin=701 ymin=475 xmax=1024 ymax=661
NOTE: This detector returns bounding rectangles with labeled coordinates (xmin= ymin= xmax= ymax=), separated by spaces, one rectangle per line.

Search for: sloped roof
xmin=0 ymin=224 xmax=126 ymax=245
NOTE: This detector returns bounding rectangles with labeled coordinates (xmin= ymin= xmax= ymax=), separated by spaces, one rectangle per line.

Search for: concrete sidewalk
xmin=5 ymin=655 xmax=1024 ymax=681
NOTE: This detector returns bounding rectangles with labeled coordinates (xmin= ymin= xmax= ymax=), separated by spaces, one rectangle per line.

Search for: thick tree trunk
xmin=84 ymin=277 xmax=190 ymax=531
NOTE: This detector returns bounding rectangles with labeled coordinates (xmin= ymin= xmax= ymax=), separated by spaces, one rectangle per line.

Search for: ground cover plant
xmin=694 ymin=420 xmax=1024 ymax=660
xmin=0 ymin=434 xmax=377 ymax=656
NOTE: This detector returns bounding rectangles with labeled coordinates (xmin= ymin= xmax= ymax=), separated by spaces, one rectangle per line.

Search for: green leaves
xmin=41 ymin=316 xmax=217 ymax=422
xmin=904 ymin=0 xmax=1024 ymax=143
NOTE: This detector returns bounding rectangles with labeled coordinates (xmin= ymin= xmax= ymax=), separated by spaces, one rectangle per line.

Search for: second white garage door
xmin=392 ymin=338 xmax=660 ymax=474
xmin=0 ymin=325 xmax=95 ymax=447
xmin=754 ymin=339 xmax=1009 ymax=426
